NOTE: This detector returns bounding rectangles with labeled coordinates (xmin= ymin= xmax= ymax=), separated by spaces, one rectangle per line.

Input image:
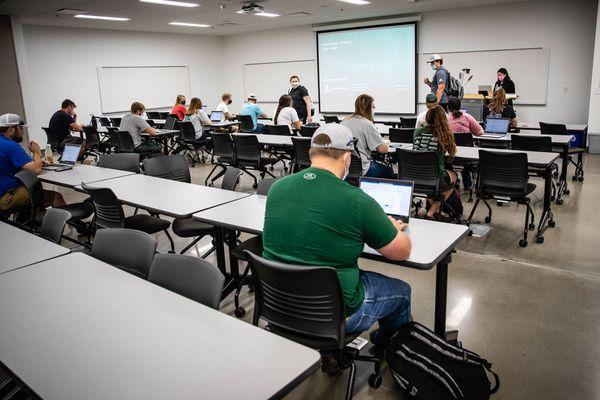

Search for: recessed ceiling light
xmin=169 ymin=22 xmax=210 ymax=27
xmin=140 ymin=0 xmax=199 ymax=7
xmin=256 ymin=12 xmax=280 ymax=17
xmin=74 ymin=14 xmax=130 ymax=21
xmin=337 ymin=0 xmax=371 ymax=5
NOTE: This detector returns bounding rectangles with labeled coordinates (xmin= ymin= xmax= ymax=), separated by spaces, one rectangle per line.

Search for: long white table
xmin=0 ymin=253 xmax=320 ymax=400
xmin=193 ymin=195 xmax=469 ymax=337
xmin=39 ymin=164 xmax=136 ymax=188
xmin=77 ymin=174 xmax=251 ymax=218
xmin=475 ymin=132 xmax=573 ymax=146
xmin=517 ymin=122 xmax=588 ymax=132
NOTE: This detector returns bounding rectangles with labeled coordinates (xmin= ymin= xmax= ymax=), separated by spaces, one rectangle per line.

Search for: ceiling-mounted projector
xmin=239 ymin=3 xmax=265 ymax=14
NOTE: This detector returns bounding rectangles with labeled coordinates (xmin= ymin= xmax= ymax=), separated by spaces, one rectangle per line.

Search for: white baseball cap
xmin=247 ymin=93 xmax=257 ymax=101
xmin=311 ymin=123 xmax=354 ymax=151
xmin=426 ymin=54 xmax=443 ymax=63
xmin=0 ymin=113 xmax=28 ymax=128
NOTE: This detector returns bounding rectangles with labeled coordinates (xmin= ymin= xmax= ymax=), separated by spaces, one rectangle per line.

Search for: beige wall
xmin=0 ymin=16 xmax=25 ymax=119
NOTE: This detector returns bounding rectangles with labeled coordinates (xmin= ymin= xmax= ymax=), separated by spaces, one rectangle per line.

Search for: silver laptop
xmin=359 ymin=177 xmax=414 ymax=223
xmin=484 ymin=117 xmax=510 ymax=137
xmin=42 ymin=143 xmax=81 ymax=172
xmin=209 ymin=111 xmax=223 ymax=123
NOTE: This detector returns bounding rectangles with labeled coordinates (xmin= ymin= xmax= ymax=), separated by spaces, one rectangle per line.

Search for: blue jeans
xmin=345 ymin=271 xmax=411 ymax=338
xmin=365 ymin=161 xmax=395 ymax=179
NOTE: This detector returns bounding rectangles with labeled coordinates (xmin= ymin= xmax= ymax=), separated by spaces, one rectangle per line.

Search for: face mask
xmin=228 ymin=100 xmax=232 ymax=105
xmin=181 ymin=100 xmax=186 ymax=105
xmin=291 ymin=83 xmax=299 ymax=88
xmin=431 ymin=65 xmax=437 ymax=71
xmin=498 ymin=75 xmax=505 ymax=82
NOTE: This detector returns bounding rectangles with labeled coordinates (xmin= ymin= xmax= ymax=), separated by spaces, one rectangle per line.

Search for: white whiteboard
xmin=419 ymin=48 xmax=549 ymax=105
xmin=243 ymin=60 xmax=318 ymax=103
xmin=97 ymin=66 xmax=191 ymax=113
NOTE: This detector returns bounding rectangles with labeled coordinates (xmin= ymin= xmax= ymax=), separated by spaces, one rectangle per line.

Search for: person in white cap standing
xmin=0 ymin=113 xmax=65 ymax=211
xmin=423 ymin=54 xmax=450 ymax=110
xmin=262 ymin=123 xmax=412 ymax=366
xmin=239 ymin=93 xmax=268 ymax=133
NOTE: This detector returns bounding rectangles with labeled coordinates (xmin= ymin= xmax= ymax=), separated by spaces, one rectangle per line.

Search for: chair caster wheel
xmin=572 ymin=176 xmax=578 ymax=181
xmin=168 ymin=250 xmax=175 ymax=254
xmin=548 ymin=220 xmax=556 ymax=228
xmin=564 ymin=189 xmax=570 ymax=195
xmin=555 ymin=199 xmax=563 ymax=205
xmin=535 ymin=236 xmax=544 ymax=244
xmin=496 ymin=201 xmax=503 ymax=206
xmin=234 ymin=307 xmax=246 ymax=318
xmin=529 ymin=223 xmax=535 ymax=231
xmin=553 ymin=171 xmax=559 ymax=178
xmin=252 ymin=183 xmax=258 ymax=189
xmin=467 ymin=198 xmax=473 ymax=203
xmin=368 ymin=374 xmax=383 ymax=388
xmin=519 ymin=239 xmax=528 ymax=248
xmin=484 ymin=216 xmax=491 ymax=223
xmin=467 ymin=230 xmax=473 ymax=236
xmin=578 ymin=176 xmax=584 ymax=182
xmin=550 ymin=196 xmax=555 ymax=201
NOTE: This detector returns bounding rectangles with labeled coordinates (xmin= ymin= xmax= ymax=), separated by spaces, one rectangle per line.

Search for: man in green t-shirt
xmin=263 ymin=123 xmax=412 ymax=346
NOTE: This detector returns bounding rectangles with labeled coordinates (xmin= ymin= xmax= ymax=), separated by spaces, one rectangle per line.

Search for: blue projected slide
xmin=317 ymin=24 xmax=416 ymax=114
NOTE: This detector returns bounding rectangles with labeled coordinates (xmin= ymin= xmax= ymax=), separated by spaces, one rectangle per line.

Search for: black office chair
xmin=539 ymin=122 xmax=584 ymax=182
xmin=244 ymin=251 xmax=383 ymax=400
xmin=511 ymin=134 xmax=558 ymax=201
xmin=323 ymin=115 xmax=340 ymax=124
xmin=299 ymin=125 xmax=319 ymax=138
xmin=116 ymin=131 xmax=135 ymax=153
xmin=98 ymin=153 xmax=140 ymax=173
xmin=388 ymin=128 xmax=414 ymax=144
xmin=266 ymin=124 xmax=292 ymax=136
xmin=453 ymin=133 xmax=477 ymax=202
xmin=205 ymin=133 xmax=236 ymax=185
xmin=146 ymin=112 xmax=160 ymax=120
xmin=91 ymin=228 xmax=157 ymax=279
xmin=149 ymin=254 xmax=225 ymax=310
xmin=110 ymin=117 xmax=121 ymax=127
xmin=177 ymin=121 xmax=211 ymax=166
xmin=400 ymin=117 xmax=417 ymax=128
xmin=42 ymin=127 xmax=61 ymax=153
xmin=82 ymin=126 xmax=103 ymax=161
xmin=345 ymin=153 xmax=363 ymax=187
xmin=158 ymin=112 xmax=169 ymax=120
xmin=38 ymin=208 xmax=71 ymax=244
xmin=466 ymin=150 xmax=536 ymax=247
xmin=238 ymin=114 xmax=255 ymax=133
xmin=146 ymin=119 xmax=156 ymax=128
xmin=97 ymin=117 xmax=111 ymax=127
xmin=232 ymin=134 xmax=277 ymax=188
xmin=81 ymin=183 xmax=175 ymax=252
xmin=291 ymin=136 xmax=312 ymax=172
xmin=104 ymin=127 xmax=120 ymax=153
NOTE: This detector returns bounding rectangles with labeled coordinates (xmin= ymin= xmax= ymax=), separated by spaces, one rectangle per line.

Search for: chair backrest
xmin=400 ymin=117 xmax=417 ymax=128
xmin=539 ymin=122 xmax=568 ymax=136
xmin=244 ymin=252 xmax=346 ymax=346
xmin=83 ymin=126 xmax=101 ymax=148
xmin=511 ymin=134 xmax=552 ymax=152
xmin=345 ymin=153 xmax=363 ymax=186
xmin=81 ymin=183 xmax=125 ymax=229
xmin=143 ymin=154 xmax=191 ymax=183
xmin=211 ymin=133 xmax=235 ymax=160
xmin=148 ymin=254 xmax=225 ymax=309
xmin=478 ymin=150 xmax=529 ymax=198
xmin=91 ymin=228 xmax=157 ymax=279
xmin=299 ymin=125 xmax=318 ymax=138
xmin=110 ymin=117 xmax=122 ymax=127
xmin=291 ymin=137 xmax=311 ymax=170
xmin=323 ymin=115 xmax=340 ymax=124
xmin=238 ymin=114 xmax=254 ymax=133
xmin=98 ymin=117 xmax=111 ymax=127
xmin=42 ymin=127 xmax=61 ymax=152
xmin=15 ymin=170 xmax=44 ymax=211
xmin=158 ymin=112 xmax=169 ymax=119
xmin=389 ymin=128 xmax=414 ymax=144
xmin=146 ymin=119 xmax=156 ymax=128
xmin=117 ymin=131 xmax=135 ymax=153
xmin=178 ymin=121 xmax=196 ymax=142
xmin=453 ymin=132 xmax=474 ymax=147
xmin=98 ymin=153 xmax=140 ymax=173
xmin=39 ymin=208 xmax=71 ymax=244
xmin=266 ymin=124 xmax=292 ymax=136
xmin=146 ymin=112 xmax=160 ymax=119
xmin=396 ymin=149 xmax=439 ymax=196
xmin=221 ymin=167 xmax=243 ymax=191
xmin=257 ymin=177 xmax=278 ymax=195
xmin=232 ymin=134 xmax=261 ymax=163
xmin=168 ymin=113 xmax=179 ymax=121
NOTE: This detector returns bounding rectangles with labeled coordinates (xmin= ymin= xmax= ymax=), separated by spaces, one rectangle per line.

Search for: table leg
xmin=214 ymin=227 xmax=226 ymax=275
xmin=434 ymin=254 xmax=451 ymax=337
xmin=536 ymin=165 xmax=555 ymax=242
xmin=555 ymin=145 xmax=569 ymax=204
xmin=220 ymin=229 xmax=240 ymax=298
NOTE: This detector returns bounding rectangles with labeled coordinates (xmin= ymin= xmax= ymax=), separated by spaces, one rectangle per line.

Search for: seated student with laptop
xmin=416 ymin=93 xmax=443 ymax=128
xmin=263 ymin=124 xmax=412 ymax=362
xmin=185 ymin=97 xmax=212 ymax=139
xmin=447 ymin=97 xmax=483 ymax=136
xmin=240 ymin=93 xmax=268 ymax=133
xmin=48 ymin=99 xmax=87 ymax=159
xmin=216 ymin=93 xmax=239 ymax=133
xmin=120 ymin=102 xmax=162 ymax=154
xmin=0 ymin=113 xmax=65 ymax=211
xmin=483 ymin=88 xmax=517 ymax=128
xmin=413 ymin=105 xmax=458 ymax=220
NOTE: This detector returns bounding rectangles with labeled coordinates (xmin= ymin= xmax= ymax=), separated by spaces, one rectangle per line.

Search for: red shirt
xmin=171 ymin=104 xmax=187 ymax=120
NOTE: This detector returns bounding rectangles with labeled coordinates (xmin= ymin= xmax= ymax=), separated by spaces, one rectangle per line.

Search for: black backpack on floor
xmin=385 ymin=322 xmax=499 ymax=400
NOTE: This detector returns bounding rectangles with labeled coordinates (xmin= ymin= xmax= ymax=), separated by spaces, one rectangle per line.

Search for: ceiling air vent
xmin=288 ymin=12 xmax=311 ymax=16
xmin=55 ymin=8 xmax=86 ymax=15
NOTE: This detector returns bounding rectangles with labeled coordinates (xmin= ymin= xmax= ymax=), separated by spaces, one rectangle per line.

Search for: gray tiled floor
xmin=52 ymin=153 xmax=600 ymax=400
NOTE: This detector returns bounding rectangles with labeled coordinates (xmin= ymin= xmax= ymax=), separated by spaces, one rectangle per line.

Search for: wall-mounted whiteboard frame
xmin=243 ymin=60 xmax=319 ymax=104
xmin=419 ymin=48 xmax=550 ymax=105
xmin=97 ymin=66 xmax=191 ymax=114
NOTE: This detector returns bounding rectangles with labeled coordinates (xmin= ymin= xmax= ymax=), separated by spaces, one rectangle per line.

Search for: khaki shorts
xmin=0 ymin=186 xmax=30 ymax=210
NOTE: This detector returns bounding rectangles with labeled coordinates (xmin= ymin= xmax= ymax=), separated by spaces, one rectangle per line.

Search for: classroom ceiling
xmin=2 ymin=0 xmax=531 ymax=36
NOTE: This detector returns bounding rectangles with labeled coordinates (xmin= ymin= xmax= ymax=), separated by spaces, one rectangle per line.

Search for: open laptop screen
xmin=485 ymin=118 xmax=510 ymax=134
xmin=359 ymin=178 xmax=414 ymax=222
xmin=60 ymin=143 xmax=81 ymax=164
xmin=210 ymin=111 xmax=223 ymax=123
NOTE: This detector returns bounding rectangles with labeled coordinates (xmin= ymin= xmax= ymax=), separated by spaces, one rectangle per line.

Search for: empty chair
xmin=158 ymin=112 xmax=169 ymax=120
xmin=323 ymin=115 xmax=340 ymax=124
xmin=245 ymin=251 xmax=383 ymax=399
xmin=91 ymin=228 xmax=157 ymax=278
xmin=238 ymin=114 xmax=255 ymax=133
xmin=149 ymin=254 xmax=225 ymax=309
xmin=266 ymin=124 xmax=293 ymax=136
xmin=299 ymin=125 xmax=318 ymax=138
xmin=110 ymin=117 xmax=122 ymax=127
xmin=146 ymin=111 xmax=160 ymax=119
xmin=231 ymin=134 xmax=277 ymax=188
xmin=400 ymin=116 xmax=417 ymax=128
xmin=539 ymin=122 xmax=584 ymax=182
xmin=146 ymin=119 xmax=156 ymax=128
xmin=291 ymin=136 xmax=312 ymax=172
xmin=205 ymin=133 xmax=236 ymax=185
xmin=98 ymin=117 xmax=111 ymax=127
xmin=466 ymin=150 xmax=536 ymax=247
xmin=98 ymin=153 xmax=140 ymax=173
xmin=38 ymin=208 xmax=71 ymax=244
xmin=81 ymin=183 xmax=175 ymax=252
xmin=453 ymin=132 xmax=477 ymax=201
xmin=511 ymin=134 xmax=558 ymax=201
xmin=388 ymin=128 xmax=414 ymax=144
xmin=453 ymin=132 xmax=475 ymax=147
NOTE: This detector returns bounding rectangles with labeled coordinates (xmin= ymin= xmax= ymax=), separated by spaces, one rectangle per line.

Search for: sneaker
xmin=369 ymin=328 xmax=391 ymax=348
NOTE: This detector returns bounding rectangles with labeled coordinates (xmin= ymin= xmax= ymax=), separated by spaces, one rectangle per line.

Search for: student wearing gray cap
xmin=423 ymin=54 xmax=450 ymax=110
xmin=0 ymin=114 xmax=65 ymax=211
xmin=263 ymin=123 xmax=412 ymax=361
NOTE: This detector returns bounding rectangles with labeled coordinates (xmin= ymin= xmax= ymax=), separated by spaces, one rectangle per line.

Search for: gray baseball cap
xmin=426 ymin=54 xmax=443 ymax=63
xmin=0 ymin=113 xmax=28 ymax=127
xmin=311 ymin=123 xmax=354 ymax=151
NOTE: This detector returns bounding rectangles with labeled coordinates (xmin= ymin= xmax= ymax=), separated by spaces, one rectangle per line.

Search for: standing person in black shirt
xmin=493 ymin=68 xmax=516 ymax=106
xmin=48 ymin=99 xmax=86 ymax=157
xmin=288 ymin=75 xmax=312 ymax=124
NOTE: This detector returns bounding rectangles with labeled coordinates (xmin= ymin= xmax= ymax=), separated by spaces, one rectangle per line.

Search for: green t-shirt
xmin=262 ymin=167 xmax=398 ymax=316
